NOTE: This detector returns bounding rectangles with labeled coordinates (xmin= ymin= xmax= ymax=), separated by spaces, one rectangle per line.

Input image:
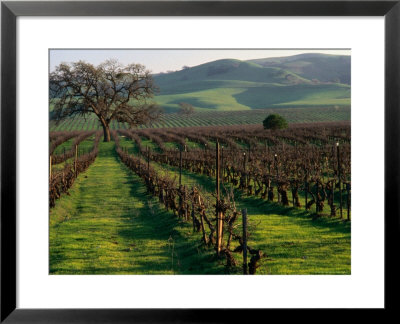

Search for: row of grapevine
xmin=50 ymin=107 xmax=351 ymax=131
xmin=49 ymin=131 xmax=102 ymax=208
xmin=113 ymin=130 xmax=264 ymax=273
xmin=51 ymin=131 xmax=95 ymax=165
xmin=120 ymin=124 xmax=351 ymax=220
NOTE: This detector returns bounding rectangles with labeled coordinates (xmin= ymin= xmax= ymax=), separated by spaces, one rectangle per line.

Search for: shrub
xmin=263 ymin=114 xmax=288 ymax=130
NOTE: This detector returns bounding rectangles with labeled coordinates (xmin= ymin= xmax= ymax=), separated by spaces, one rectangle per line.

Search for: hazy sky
xmin=50 ymin=49 xmax=350 ymax=73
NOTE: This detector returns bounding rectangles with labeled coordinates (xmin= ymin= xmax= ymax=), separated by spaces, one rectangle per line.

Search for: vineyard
xmin=49 ymin=122 xmax=351 ymax=275
xmin=49 ymin=106 xmax=350 ymax=131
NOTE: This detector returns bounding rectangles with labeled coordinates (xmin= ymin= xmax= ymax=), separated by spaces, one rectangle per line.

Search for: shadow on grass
xmin=237 ymin=193 xmax=351 ymax=235
xmin=170 ymin=165 xmax=350 ymax=235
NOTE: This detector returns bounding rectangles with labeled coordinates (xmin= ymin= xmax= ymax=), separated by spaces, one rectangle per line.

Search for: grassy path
xmin=50 ymin=142 xmax=221 ymax=274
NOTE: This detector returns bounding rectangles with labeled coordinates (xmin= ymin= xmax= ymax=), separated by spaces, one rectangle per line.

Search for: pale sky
xmin=50 ymin=49 xmax=350 ymax=74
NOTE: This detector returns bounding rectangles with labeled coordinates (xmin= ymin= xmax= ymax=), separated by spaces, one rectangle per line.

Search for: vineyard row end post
xmin=216 ymin=140 xmax=223 ymax=256
xmin=74 ymin=144 xmax=78 ymax=178
xmin=243 ymin=152 xmax=246 ymax=188
xmin=337 ymin=142 xmax=343 ymax=218
xmin=275 ymin=154 xmax=280 ymax=203
xmin=147 ymin=146 xmax=150 ymax=177
xmin=179 ymin=146 xmax=182 ymax=186
xmin=347 ymin=183 xmax=351 ymax=221
xmin=49 ymin=155 xmax=52 ymax=182
xmin=221 ymin=146 xmax=224 ymax=182
xmin=242 ymin=208 xmax=248 ymax=275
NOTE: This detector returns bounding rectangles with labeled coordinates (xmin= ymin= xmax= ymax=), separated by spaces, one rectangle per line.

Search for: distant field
xmin=50 ymin=106 xmax=351 ymax=131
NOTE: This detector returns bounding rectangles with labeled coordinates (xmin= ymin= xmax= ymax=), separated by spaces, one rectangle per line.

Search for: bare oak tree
xmin=50 ymin=60 xmax=161 ymax=142
xmin=177 ymin=102 xmax=195 ymax=117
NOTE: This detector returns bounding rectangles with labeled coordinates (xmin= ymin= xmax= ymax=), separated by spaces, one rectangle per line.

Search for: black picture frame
xmin=1 ymin=0 xmax=398 ymax=322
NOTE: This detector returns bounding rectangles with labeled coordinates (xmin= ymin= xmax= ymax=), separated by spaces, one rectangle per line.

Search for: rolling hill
xmin=153 ymin=54 xmax=350 ymax=113
xmin=248 ymin=53 xmax=351 ymax=84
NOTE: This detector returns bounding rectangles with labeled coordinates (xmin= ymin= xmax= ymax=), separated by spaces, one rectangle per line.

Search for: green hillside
xmin=153 ymin=55 xmax=350 ymax=113
xmin=248 ymin=53 xmax=351 ymax=84
xmin=155 ymin=59 xmax=311 ymax=88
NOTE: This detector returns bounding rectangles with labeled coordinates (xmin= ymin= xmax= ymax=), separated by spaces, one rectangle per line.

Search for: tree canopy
xmin=50 ymin=59 xmax=161 ymax=141
xmin=177 ymin=102 xmax=195 ymax=116
xmin=263 ymin=114 xmax=288 ymax=130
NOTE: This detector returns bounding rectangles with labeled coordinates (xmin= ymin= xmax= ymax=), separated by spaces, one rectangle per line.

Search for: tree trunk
xmin=102 ymin=123 xmax=111 ymax=142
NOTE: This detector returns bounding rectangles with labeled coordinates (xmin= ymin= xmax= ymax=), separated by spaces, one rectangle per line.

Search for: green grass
xmin=52 ymin=138 xmax=75 ymax=155
xmin=50 ymin=142 xmax=223 ymax=274
xmin=233 ymin=84 xmax=350 ymax=109
xmin=238 ymin=195 xmax=351 ymax=274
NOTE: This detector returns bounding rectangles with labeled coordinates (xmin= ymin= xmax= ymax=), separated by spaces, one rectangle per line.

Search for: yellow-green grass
xmin=119 ymin=136 xmax=138 ymax=153
xmin=185 ymin=139 xmax=202 ymax=149
xmin=275 ymin=98 xmax=350 ymax=107
xmin=151 ymin=161 xmax=351 ymax=275
xmin=139 ymin=138 xmax=158 ymax=151
xmin=155 ymin=88 xmax=250 ymax=112
xmin=119 ymin=136 xmax=160 ymax=154
xmin=50 ymin=142 xmax=222 ymax=274
xmin=52 ymin=138 xmax=75 ymax=155
xmin=164 ymin=142 xmax=180 ymax=150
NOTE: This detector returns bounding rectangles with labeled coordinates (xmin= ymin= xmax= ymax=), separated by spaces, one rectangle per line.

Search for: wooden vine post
xmin=243 ymin=152 xmax=247 ymax=188
xmin=198 ymin=195 xmax=208 ymax=244
xmin=346 ymin=183 xmax=351 ymax=220
xmin=74 ymin=144 xmax=78 ymax=178
xmin=304 ymin=170 xmax=308 ymax=210
xmin=183 ymin=185 xmax=188 ymax=221
xmin=191 ymin=202 xmax=196 ymax=232
xmin=147 ymin=146 xmax=150 ymax=177
xmin=336 ymin=142 xmax=343 ymax=218
xmin=315 ymin=181 xmax=319 ymax=215
xmin=221 ymin=146 xmax=224 ymax=182
xmin=248 ymin=144 xmax=251 ymax=187
xmin=216 ymin=140 xmax=223 ymax=255
xmin=49 ymin=155 xmax=52 ymax=182
xmin=179 ymin=145 xmax=182 ymax=186
xmin=275 ymin=154 xmax=280 ymax=203
xmin=242 ymin=208 xmax=248 ymax=275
